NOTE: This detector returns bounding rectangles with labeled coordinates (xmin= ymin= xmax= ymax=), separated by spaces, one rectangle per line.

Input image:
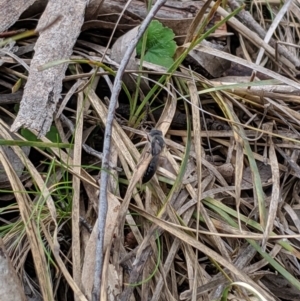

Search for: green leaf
xmin=21 ymin=126 xmax=61 ymax=144
xmin=21 ymin=126 xmax=62 ymax=150
xmin=46 ymin=126 xmax=61 ymax=143
xmin=136 ymin=20 xmax=177 ymax=68
xmin=21 ymin=128 xmax=39 ymax=142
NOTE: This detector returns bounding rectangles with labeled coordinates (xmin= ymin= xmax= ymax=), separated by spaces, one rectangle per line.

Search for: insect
xmin=142 ymin=129 xmax=165 ymax=184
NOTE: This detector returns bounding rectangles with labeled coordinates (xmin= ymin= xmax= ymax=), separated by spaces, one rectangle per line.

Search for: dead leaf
xmin=85 ymin=0 xmax=104 ymax=20
xmin=107 ymin=264 xmax=121 ymax=301
xmin=261 ymin=274 xmax=300 ymax=301
xmin=110 ymin=26 xmax=150 ymax=92
xmin=187 ymin=40 xmax=231 ymax=77
xmin=241 ymin=161 xmax=272 ymax=189
xmin=216 ymin=163 xmax=234 ymax=184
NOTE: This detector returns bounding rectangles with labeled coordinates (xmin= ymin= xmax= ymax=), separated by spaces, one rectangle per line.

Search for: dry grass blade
xmin=263 ymin=124 xmax=280 ymax=248
xmin=72 ymin=89 xmax=84 ymax=297
xmin=197 ymin=45 xmax=300 ymax=89
xmin=208 ymin=89 xmax=266 ymax=228
xmin=119 ymin=147 xmax=152 ymax=231
xmin=119 ymin=105 xmax=189 ymax=301
xmin=0 ymin=147 xmax=54 ymax=301
xmin=187 ymin=73 xmax=203 ymax=301
xmin=41 ymin=223 xmax=88 ymax=301
xmin=213 ymin=1 xmax=298 ymax=70
xmin=130 ymin=204 xmax=276 ymax=301
xmin=81 ymin=193 xmax=121 ymax=299
xmin=187 ymin=72 xmax=237 ymax=298
xmin=254 ymin=0 xmax=293 ymax=68
xmin=184 ymin=0 xmax=214 ymax=44
xmin=227 ymin=0 xmax=300 ymax=69
xmin=0 ymin=122 xmax=59 ymax=247
xmin=150 ymin=238 xmax=181 ymax=301
xmin=3 ymin=0 xmax=300 ymax=299
xmin=88 ymin=90 xmax=138 ymax=167
xmin=156 ymin=82 xmax=177 ymax=135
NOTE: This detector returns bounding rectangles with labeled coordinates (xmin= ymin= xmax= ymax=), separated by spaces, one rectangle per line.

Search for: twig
xmin=227 ymin=0 xmax=300 ymax=70
xmin=91 ymin=1 xmax=168 ymax=300
xmin=83 ymin=144 xmax=122 ymax=172
xmin=60 ymin=114 xmax=122 ymax=171
xmin=254 ymin=0 xmax=293 ymax=67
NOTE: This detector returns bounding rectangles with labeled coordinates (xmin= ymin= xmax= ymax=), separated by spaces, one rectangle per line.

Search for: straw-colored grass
xmin=1 ymin=1 xmax=300 ymax=301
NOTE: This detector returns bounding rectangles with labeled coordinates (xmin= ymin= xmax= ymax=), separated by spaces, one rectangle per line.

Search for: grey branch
xmin=92 ymin=0 xmax=168 ymax=300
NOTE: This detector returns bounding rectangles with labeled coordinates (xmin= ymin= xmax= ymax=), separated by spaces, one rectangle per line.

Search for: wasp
xmin=142 ymin=129 xmax=165 ymax=184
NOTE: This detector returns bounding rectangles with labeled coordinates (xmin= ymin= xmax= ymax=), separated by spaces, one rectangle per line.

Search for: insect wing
xmin=142 ymin=156 xmax=159 ymax=183
xmin=151 ymin=135 xmax=165 ymax=156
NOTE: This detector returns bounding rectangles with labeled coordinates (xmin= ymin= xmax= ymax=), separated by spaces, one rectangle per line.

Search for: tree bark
xmin=0 ymin=0 xmax=37 ymax=32
xmin=10 ymin=0 xmax=88 ymax=136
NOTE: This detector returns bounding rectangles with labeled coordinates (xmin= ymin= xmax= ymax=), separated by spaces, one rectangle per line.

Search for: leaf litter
xmin=1 ymin=1 xmax=300 ymax=301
